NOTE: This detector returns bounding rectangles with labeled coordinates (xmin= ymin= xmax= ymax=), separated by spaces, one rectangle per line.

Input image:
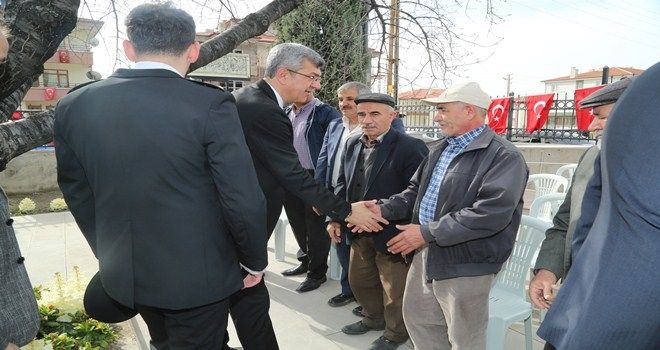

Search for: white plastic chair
xmin=527 ymin=174 xmax=568 ymax=200
xmin=529 ymin=192 xmax=567 ymax=222
xmin=555 ymin=163 xmax=578 ymax=189
xmin=486 ymin=215 xmax=552 ymax=350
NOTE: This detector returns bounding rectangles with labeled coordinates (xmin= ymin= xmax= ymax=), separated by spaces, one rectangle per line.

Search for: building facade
xmin=542 ymin=66 xmax=643 ymax=97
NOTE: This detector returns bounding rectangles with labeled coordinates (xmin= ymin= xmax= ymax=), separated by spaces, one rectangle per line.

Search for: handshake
xmin=326 ymin=200 xmax=386 ymax=243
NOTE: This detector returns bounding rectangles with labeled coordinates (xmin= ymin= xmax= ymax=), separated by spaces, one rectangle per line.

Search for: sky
xmin=85 ymin=0 xmax=660 ymax=97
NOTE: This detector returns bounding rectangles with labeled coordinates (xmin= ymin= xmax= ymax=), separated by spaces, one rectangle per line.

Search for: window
xmin=233 ymin=50 xmax=243 ymax=54
xmin=575 ymin=80 xmax=584 ymax=89
xmin=43 ymin=69 xmax=70 ymax=88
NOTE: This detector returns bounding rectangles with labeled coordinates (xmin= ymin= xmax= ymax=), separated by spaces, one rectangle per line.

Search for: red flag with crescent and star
xmin=525 ymin=93 xmax=554 ymax=133
xmin=487 ymin=97 xmax=511 ymax=134
xmin=574 ymin=86 xmax=604 ymax=131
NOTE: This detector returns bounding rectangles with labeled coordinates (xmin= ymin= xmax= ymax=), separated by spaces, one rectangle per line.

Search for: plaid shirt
xmin=418 ymin=125 xmax=486 ymax=225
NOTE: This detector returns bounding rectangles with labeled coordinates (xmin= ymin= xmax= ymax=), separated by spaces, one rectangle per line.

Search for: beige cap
xmin=422 ymin=82 xmax=491 ymax=109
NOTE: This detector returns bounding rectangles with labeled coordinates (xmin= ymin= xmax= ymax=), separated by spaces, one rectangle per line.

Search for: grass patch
xmin=7 ymin=189 xmax=66 ymax=216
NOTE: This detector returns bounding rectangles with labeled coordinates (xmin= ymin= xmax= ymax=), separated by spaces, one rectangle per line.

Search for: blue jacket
xmin=315 ymin=117 xmax=405 ymax=189
xmin=537 ymin=61 xmax=660 ymax=350
xmin=287 ymin=100 xmax=340 ymax=168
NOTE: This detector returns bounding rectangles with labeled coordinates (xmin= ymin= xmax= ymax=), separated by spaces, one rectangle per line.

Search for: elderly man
xmin=0 ymin=23 xmax=40 ymax=350
xmin=367 ymin=82 xmax=528 ymax=349
xmin=529 ymin=77 xmax=634 ymax=315
xmin=331 ymin=93 xmax=428 ymax=350
xmin=317 ymin=82 xmax=405 ymax=311
xmin=232 ymin=43 xmax=387 ymax=349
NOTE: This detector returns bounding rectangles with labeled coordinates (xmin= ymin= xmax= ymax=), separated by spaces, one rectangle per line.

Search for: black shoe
xmin=282 ymin=263 xmax=308 ymax=276
xmin=352 ymin=305 xmax=364 ymax=317
xmin=341 ymin=320 xmax=385 ymax=335
xmin=368 ymin=336 xmax=405 ymax=350
xmin=296 ymin=276 xmax=327 ymax=292
xmin=328 ymin=293 xmax=356 ymax=307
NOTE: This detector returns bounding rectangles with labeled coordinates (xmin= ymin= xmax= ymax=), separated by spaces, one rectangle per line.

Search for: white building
xmin=542 ymin=66 xmax=643 ymax=97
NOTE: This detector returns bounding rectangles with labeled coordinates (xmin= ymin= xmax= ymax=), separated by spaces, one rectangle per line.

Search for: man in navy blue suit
xmin=538 ymin=63 xmax=660 ymax=349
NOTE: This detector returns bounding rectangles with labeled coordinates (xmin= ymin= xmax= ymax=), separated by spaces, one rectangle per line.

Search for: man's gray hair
xmin=337 ymin=82 xmax=370 ymax=95
xmin=264 ymin=43 xmax=325 ymax=78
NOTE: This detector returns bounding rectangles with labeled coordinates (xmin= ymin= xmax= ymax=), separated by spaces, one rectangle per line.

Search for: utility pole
xmin=503 ymin=73 xmax=513 ymax=95
xmin=386 ymin=0 xmax=400 ymax=103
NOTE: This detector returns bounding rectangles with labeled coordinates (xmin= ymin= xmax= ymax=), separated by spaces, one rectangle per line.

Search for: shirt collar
xmin=360 ymin=130 xmax=387 ymax=148
xmin=446 ymin=125 xmax=487 ymax=148
xmin=265 ymin=81 xmax=286 ymax=109
xmin=292 ymin=98 xmax=318 ymax=115
xmin=133 ymin=61 xmax=183 ymax=77
xmin=342 ymin=115 xmax=359 ymax=132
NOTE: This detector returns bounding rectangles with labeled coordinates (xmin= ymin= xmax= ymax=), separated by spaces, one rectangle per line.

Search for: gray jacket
xmin=534 ymin=145 xmax=599 ymax=279
xmin=0 ymin=189 xmax=39 ymax=347
xmin=381 ymin=127 xmax=528 ymax=280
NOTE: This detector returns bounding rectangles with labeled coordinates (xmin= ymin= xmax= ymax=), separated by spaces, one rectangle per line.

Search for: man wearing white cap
xmin=368 ymin=82 xmax=528 ymax=349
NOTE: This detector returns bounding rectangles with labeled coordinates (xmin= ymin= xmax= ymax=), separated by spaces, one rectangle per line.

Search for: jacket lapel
xmin=256 ymin=79 xmax=280 ymax=107
xmin=344 ymin=136 xmax=361 ymax=193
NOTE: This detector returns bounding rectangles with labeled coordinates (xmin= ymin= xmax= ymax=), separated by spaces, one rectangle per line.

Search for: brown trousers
xmin=349 ymin=236 xmax=409 ymax=342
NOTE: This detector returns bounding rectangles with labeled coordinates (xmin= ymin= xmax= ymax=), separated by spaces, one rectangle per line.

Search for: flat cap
xmin=355 ymin=93 xmax=397 ymax=108
xmin=580 ymin=77 xmax=636 ymax=109
xmin=422 ymin=82 xmax=491 ymax=109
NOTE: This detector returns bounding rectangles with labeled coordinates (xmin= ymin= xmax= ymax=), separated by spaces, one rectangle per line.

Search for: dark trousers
xmin=544 ymin=342 xmax=557 ymax=350
xmin=283 ymin=189 xmax=331 ymax=279
xmin=224 ymin=206 xmax=281 ymax=350
xmin=337 ymin=229 xmax=353 ymax=296
xmin=228 ymin=277 xmax=279 ymax=350
xmin=137 ymin=298 xmax=229 ymax=350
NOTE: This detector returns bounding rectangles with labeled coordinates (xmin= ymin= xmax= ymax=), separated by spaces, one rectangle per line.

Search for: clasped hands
xmin=326 ymin=200 xmax=426 ymax=255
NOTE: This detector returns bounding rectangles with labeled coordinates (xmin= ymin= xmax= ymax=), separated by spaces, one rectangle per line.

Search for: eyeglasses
xmin=287 ymin=69 xmax=322 ymax=82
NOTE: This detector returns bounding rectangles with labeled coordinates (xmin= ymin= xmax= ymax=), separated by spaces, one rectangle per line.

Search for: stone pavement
xmin=15 ymin=212 xmax=547 ymax=349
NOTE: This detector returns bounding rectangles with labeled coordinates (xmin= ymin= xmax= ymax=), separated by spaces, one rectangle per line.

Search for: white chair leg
xmin=328 ymin=243 xmax=342 ymax=281
xmin=274 ymin=218 xmax=287 ymax=262
xmin=524 ymin=316 xmax=534 ymax=350
xmin=486 ymin=317 xmax=507 ymax=350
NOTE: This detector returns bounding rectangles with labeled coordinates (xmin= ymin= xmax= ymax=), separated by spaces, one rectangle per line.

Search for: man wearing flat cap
xmin=529 ymin=77 xmax=634 ymax=326
xmin=329 ymin=93 xmax=428 ymax=350
xmin=363 ymin=82 xmax=528 ymax=349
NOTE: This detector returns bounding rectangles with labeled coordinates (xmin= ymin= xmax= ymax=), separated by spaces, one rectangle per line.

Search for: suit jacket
xmin=534 ymin=145 xmax=600 ymax=279
xmin=233 ymin=79 xmax=350 ymax=232
xmin=0 ymin=190 xmax=39 ymax=347
xmin=335 ymin=129 xmax=428 ymax=254
xmin=55 ymin=68 xmax=268 ymax=310
xmin=538 ymin=61 xmax=660 ymax=349
xmin=315 ymin=117 xmax=406 ymax=190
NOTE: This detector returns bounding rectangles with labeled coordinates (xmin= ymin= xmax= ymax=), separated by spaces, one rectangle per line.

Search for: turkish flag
xmin=11 ymin=111 xmax=23 ymax=121
xmin=525 ymin=93 xmax=554 ymax=133
xmin=58 ymin=50 xmax=70 ymax=63
xmin=44 ymin=87 xmax=56 ymax=100
xmin=574 ymin=86 xmax=603 ymax=131
xmin=487 ymin=97 xmax=511 ymax=134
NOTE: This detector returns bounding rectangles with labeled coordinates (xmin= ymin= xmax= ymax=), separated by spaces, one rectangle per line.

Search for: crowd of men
xmin=2 ymin=2 xmax=659 ymax=350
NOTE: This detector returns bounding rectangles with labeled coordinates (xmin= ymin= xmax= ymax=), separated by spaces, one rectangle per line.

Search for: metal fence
xmin=399 ymin=93 xmax=595 ymax=144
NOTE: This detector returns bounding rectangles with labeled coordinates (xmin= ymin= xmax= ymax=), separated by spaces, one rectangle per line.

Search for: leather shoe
xmin=352 ymin=305 xmax=364 ymax=317
xmin=295 ymin=276 xmax=326 ymax=292
xmin=282 ymin=263 xmax=308 ymax=276
xmin=341 ymin=320 xmax=384 ymax=335
xmin=327 ymin=293 xmax=355 ymax=307
xmin=368 ymin=336 xmax=405 ymax=350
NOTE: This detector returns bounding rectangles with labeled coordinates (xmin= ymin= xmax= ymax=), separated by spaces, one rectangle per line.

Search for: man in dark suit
xmin=537 ymin=64 xmax=660 ymax=349
xmin=54 ymin=4 xmax=268 ymax=348
xmin=230 ymin=43 xmax=388 ymax=349
xmin=329 ymin=93 xmax=428 ymax=350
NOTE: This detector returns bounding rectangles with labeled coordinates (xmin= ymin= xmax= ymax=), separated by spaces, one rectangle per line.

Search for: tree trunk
xmin=0 ymin=0 xmax=305 ymax=167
